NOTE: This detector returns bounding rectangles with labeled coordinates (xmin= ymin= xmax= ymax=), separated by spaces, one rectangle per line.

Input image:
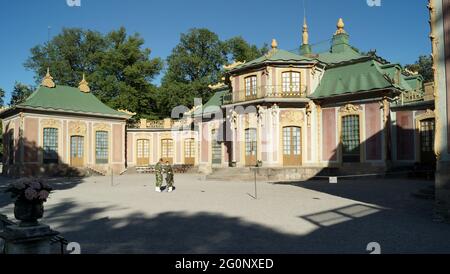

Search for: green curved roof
xmin=17 ymin=85 xmax=129 ymax=118
xmin=310 ymin=59 xmax=412 ymax=99
xmin=230 ymin=49 xmax=315 ymax=72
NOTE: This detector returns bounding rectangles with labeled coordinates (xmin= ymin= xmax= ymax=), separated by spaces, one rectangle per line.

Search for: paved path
xmin=1 ymin=174 xmax=449 ymax=254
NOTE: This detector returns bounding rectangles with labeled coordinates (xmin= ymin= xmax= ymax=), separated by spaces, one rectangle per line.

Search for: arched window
xmin=283 ymin=126 xmax=302 ymax=166
xmin=43 ymin=128 xmax=59 ymax=164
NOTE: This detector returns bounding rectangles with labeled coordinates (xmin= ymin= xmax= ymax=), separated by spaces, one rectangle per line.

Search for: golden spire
xmin=78 ymin=73 xmax=90 ymax=93
xmin=335 ymin=18 xmax=346 ymax=35
xmin=271 ymin=39 xmax=278 ymax=49
xmin=41 ymin=67 xmax=56 ymax=88
xmin=302 ymin=17 xmax=309 ymax=45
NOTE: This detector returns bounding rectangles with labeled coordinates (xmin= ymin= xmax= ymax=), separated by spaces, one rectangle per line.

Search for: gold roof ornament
xmin=78 ymin=73 xmax=91 ymax=93
xmin=302 ymin=17 xmax=309 ymax=45
xmin=223 ymin=61 xmax=246 ymax=70
xmin=208 ymin=82 xmax=226 ymax=90
xmin=335 ymin=18 xmax=346 ymax=35
xmin=41 ymin=68 xmax=56 ymax=88
xmin=118 ymin=109 xmax=137 ymax=116
xmin=271 ymin=39 xmax=278 ymax=49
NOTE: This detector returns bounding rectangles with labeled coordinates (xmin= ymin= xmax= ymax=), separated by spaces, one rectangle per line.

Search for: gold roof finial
xmin=302 ymin=17 xmax=309 ymax=45
xmin=78 ymin=73 xmax=91 ymax=93
xmin=41 ymin=67 xmax=56 ymax=88
xmin=271 ymin=39 xmax=278 ymax=49
xmin=335 ymin=18 xmax=346 ymax=35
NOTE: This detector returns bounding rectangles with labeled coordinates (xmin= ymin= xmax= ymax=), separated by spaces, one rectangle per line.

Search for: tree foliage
xmin=24 ymin=27 xmax=266 ymax=119
xmin=24 ymin=27 xmax=163 ymax=120
xmin=10 ymin=82 xmax=33 ymax=106
xmin=405 ymin=55 xmax=433 ymax=83
xmin=158 ymin=28 xmax=266 ymax=117
xmin=225 ymin=36 xmax=269 ymax=63
xmin=0 ymin=87 xmax=5 ymax=107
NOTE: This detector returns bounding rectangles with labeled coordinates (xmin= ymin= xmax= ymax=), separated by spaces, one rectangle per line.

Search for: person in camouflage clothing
xmin=165 ymin=161 xmax=175 ymax=192
xmin=155 ymin=158 xmax=164 ymax=192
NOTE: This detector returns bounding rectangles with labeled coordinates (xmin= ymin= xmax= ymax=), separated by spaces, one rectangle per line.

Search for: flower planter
xmin=14 ymin=199 xmax=44 ymax=227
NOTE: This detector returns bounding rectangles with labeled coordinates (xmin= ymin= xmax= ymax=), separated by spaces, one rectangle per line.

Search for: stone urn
xmin=14 ymin=199 xmax=44 ymax=227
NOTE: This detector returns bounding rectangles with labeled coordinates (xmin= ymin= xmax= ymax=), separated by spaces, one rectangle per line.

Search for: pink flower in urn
xmin=30 ymin=181 xmax=42 ymax=190
xmin=13 ymin=181 xmax=26 ymax=190
xmin=24 ymin=188 xmax=38 ymax=201
xmin=38 ymin=190 xmax=50 ymax=201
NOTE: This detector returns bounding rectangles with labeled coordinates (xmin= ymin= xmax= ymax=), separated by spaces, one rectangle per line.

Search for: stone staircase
xmin=85 ymin=166 xmax=107 ymax=176
xmin=206 ymin=167 xmax=338 ymax=182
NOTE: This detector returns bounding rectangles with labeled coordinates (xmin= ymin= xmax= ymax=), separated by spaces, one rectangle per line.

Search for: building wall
xmin=2 ymin=112 xmax=127 ymax=176
xmin=126 ymin=130 xmax=199 ymax=167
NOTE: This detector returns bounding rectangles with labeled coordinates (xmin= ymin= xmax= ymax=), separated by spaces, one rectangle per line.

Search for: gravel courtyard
xmin=1 ymin=174 xmax=450 ymax=254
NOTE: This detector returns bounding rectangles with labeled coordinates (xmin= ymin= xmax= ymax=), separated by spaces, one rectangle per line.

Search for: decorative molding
xmin=93 ymin=123 xmax=111 ymax=132
xmin=306 ymin=102 xmax=313 ymax=127
xmin=136 ymin=133 xmax=151 ymax=140
xmin=69 ymin=121 xmax=87 ymax=136
xmin=161 ymin=132 xmax=173 ymax=140
xmin=339 ymin=104 xmax=362 ymax=114
xmin=416 ymin=109 xmax=435 ymax=121
xmin=271 ymin=104 xmax=280 ymax=117
xmin=228 ymin=109 xmax=238 ymax=130
xmin=281 ymin=110 xmax=304 ymax=125
xmin=41 ymin=119 xmax=61 ymax=128
xmin=257 ymin=105 xmax=265 ymax=126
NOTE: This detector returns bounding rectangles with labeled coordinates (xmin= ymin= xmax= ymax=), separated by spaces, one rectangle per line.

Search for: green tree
xmin=163 ymin=28 xmax=227 ymax=85
xmin=10 ymin=82 xmax=33 ymax=106
xmin=159 ymin=29 xmax=267 ymax=117
xmin=0 ymin=87 xmax=5 ymax=107
xmin=405 ymin=55 xmax=433 ymax=83
xmin=225 ymin=36 xmax=269 ymax=63
xmin=24 ymin=27 xmax=163 ymax=120
xmin=0 ymin=87 xmax=4 ymax=155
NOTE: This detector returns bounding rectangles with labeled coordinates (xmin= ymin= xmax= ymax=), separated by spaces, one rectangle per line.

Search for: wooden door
xmin=70 ymin=136 xmax=84 ymax=167
xmin=245 ymin=128 xmax=257 ymax=166
xmin=283 ymin=127 xmax=302 ymax=166
xmin=161 ymin=139 xmax=174 ymax=164
xmin=420 ymin=118 xmax=436 ymax=164
xmin=137 ymin=139 xmax=150 ymax=166
xmin=184 ymin=138 xmax=195 ymax=165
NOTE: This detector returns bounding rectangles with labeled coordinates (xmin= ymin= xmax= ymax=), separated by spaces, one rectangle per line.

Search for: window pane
xmin=245 ymin=129 xmax=257 ymax=156
xmin=43 ymin=128 xmax=58 ymax=164
xmin=96 ymin=131 xmax=109 ymax=164
xmin=342 ymin=115 xmax=360 ymax=161
xmin=162 ymin=139 xmax=173 ymax=158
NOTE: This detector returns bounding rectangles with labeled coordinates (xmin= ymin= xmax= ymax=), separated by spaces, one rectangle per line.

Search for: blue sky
xmin=0 ymin=0 xmax=430 ymax=103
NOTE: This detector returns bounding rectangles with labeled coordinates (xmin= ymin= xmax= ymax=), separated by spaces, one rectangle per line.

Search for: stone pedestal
xmin=435 ymin=161 xmax=450 ymax=221
xmin=0 ymin=224 xmax=59 ymax=254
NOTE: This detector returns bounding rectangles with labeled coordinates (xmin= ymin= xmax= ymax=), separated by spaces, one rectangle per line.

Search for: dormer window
xmin=282 ymin=71 xmax=301 ymax=93
xmin=245 ymin=76 xmax=257 ymax=98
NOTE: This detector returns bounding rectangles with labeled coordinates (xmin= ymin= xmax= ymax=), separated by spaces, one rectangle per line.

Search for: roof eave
xmin=12 ymin=106 xmax=130 ymax=120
